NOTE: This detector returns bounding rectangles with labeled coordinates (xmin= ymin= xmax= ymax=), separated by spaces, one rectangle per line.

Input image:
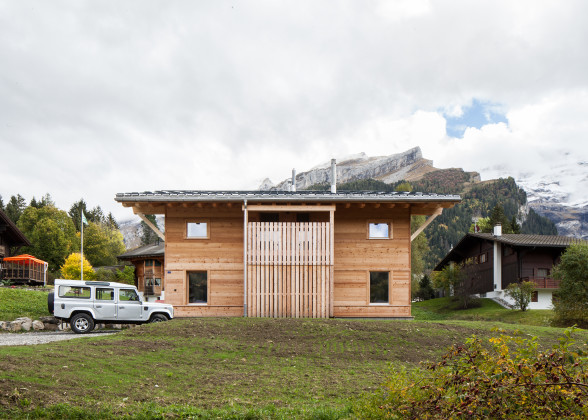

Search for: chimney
xmin=330 ymin=159 xmax=337 ymax=193
xmin=291 ymin=168 xmax=296 ymax=192
xmin=493 ymin=223 xmax=502 ymax=237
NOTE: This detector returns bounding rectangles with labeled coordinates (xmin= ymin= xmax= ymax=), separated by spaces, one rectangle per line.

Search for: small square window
xmin=188 ymin=271 xmax=207 ymax=304
xmin=370 ymin=272 xmax=389 ymax=304
xmin=369 ymin=223 xmax=390 ymax=239
xmin=187 ymin=222 xmax=208 ymax=238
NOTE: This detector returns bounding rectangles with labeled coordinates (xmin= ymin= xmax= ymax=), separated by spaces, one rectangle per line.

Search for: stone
xmin=9 ymin=321 xmax=22 ymax=332
xmin=15 ymin=317 xmax=32 ymax=331
xmin=0 ymin=321 xmax=11 ymax=331
xmin=39 ymin=316 xmax=59 ymax=324
xmin=43 ymin=323 xmax=58 ymax=331
xmin=32 ymin=320 xmax=45 ymax=330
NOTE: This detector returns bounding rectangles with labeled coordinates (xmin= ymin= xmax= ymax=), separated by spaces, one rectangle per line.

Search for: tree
xmin=60 ymin=253 xmax=95 ymax=280
xmin=433 ymin=261 xmax=478 ymax=309
xmin=69 ymin=198 xmax=89 ymax=232
xmin=0 ymin=194 xmax=4 ymax=211
xmin=505 ymin=281 xmax=535 ymax=311
xmin=82 ymin=221 xmax=126 ymax=267
xmin=5 ymin=194 xmax=27 ymax=223
xmin=411 ymin=215 xmax=430 ymax=277
xmin=469 ymin=217 xmax=492 ymax=233
xmin=417 ymin=275 xmax=435 ymax=301
xmin=30 ymin=193 xmax=54 ymax=209
xmin=17 ymin=205 xmax=77 ymax=274
xmin=116 ymin=265 xmax=135 ymax=285
xmin=141 ymin=214 xmax=160 ymax=245
xmin=552 ymin=244 xmax=588 ymax=327
xmin=395 ymin=182 xmax=413 ymax=192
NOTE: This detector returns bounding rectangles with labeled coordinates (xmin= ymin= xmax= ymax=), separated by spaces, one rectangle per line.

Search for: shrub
xmin=505 ymin=281 xmax=535 ymax=311
xmin=354 ymin=328 xmax=588 ymax=418
xmin=553 ymin=244 xmax=588 ymax=328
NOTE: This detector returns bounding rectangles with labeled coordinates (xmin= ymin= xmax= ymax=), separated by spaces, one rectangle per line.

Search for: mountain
xmin=119 ymin=215 xmax=164 ymax=250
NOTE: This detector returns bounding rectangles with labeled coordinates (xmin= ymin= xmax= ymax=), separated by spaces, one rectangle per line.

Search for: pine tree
xmin=5 ymin=194 xmax=27 ymax=223
xmin=141 ymin=215 xmax=160 ymax=245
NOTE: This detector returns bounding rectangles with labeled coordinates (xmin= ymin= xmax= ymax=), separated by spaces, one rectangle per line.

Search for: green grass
xmin=0 ymin=287 xmax=50 ymax=321
xmin=412 ymin=297 xmax=555 ymax=326
xmin=1 ymin=317 xmax=585 ymax=419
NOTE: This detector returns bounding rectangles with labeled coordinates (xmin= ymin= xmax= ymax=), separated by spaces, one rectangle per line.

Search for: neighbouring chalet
xmin=0 ymin=208 xmax=30 ymax=259
xmin=434 ymin=226 xmax=586 ymax=309
xmin=118 ymin=241 xmax=165 ymax=302
xmin=116 ymin=166 xmax=460 ymax=318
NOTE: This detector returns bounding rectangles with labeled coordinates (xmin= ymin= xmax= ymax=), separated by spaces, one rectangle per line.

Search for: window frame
xmin=187 ymin=270 xmax=209 ymax=305
xmin=367 ymin=221 xmax=393 ymax=240
xmin=368 ymin=271 xmax=390 ymax=305
xmin=186 ymin=220 xmax=210 ymax=240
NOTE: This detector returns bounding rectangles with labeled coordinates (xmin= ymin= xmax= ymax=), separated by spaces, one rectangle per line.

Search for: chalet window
xmin=58 ymin=286 xmax=91 ymax=299
xmin=370 ymin=271 xmax=389 ymax=304
xmin=145 ymin=260 xmax=153 ymax=267
xmin=187 ymin=222 xmax=208 ymax=239
xmin=96 ymin=288 xmax=114 ymax=301
xmin=188 ymin=271 xmax=207 ymax=304
xmin=154 ymin=278 xmax=161 ymax=286
xmin=368 ymin=222 xmax=391 ymax=239
xmin=154 ymin=260 xmax=162 ymax=267
xmin=479 ymin=253 xmax=487 ymax=263
xmin=531 ymin=291 xmax=538 ymax=302
xmin=536 ymin=268 xmax=550 ymax=279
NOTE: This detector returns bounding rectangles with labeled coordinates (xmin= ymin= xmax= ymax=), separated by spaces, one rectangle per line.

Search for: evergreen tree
xmin=5 ymin=194 xmax=27 ymax=223
xmin=69 ymin=199 xmax=88 ymax=232
xmin=141 ymin=215 xmax=160 ymax=245
xmin=106 ymin=212 xmax=119 ymax=230
xmin=0 ymin=194 xmax=4 ymax=211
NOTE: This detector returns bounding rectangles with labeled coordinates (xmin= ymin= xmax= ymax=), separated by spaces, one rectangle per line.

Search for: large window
xmin=188 ymin=271 xmax=208 ymax=304
xmin=187 ymin=222 xmax=208 ymax=239
xmin=58 ymin=286 xmax=91 ymax=299
xmin=368 ymin=222 xmax=391 ymax=239
xmin=370 ymin=271 xmax=389 ymax=304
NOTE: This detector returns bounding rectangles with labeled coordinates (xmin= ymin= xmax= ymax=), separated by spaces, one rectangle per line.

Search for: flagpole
xmin=81 ymin=209 xmax=84 ymax=281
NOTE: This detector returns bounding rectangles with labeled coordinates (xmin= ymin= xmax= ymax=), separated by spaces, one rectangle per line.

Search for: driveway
xmin=0 ymin=331 xmax=118 ymax=346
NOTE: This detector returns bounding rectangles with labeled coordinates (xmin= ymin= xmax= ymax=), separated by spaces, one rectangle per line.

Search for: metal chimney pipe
xmin=493 ymin=223 xmax=502 ymax=237
xmin=291 ymin=168 xmax=296 ymax=192
xmin=330 ymin=159 xmax=337 ymax=194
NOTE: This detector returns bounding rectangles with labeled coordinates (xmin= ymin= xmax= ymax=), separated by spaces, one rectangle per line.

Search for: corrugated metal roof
xmin=118 ymin=242 xmax=165 ymax=259
xmin=469 ymin=233 xmax=586 ymax=247
xmin=115 ymin=190 xmax=461 ymax=203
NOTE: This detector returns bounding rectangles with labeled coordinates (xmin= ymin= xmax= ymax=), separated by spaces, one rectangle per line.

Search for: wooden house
xmin=118 ymin=241 xmax=165 ymax=301
xmin=434 ymin=227 xmax=586 ymax=309
xmin=0 ymin=208 xmax=30 ymax=259
xmin=115 ymin=187 xmax=460 ymax=318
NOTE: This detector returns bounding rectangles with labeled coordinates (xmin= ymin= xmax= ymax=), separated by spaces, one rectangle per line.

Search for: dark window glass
xmin=188 ymin=272 xmax=207 ymax=304
xmin=154 ymin=260 xmax=162 ymax=267
xmin=145 ymin=260 xmax=153 ymax=267
xmin=260 ymin=213 xmax=279 ymax=222
xmin=370 ymin=272 xmax=389 ymax=303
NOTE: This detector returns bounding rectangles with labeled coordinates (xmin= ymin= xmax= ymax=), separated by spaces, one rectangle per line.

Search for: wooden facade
xmin=118 ymin=241 xmax=165 ymax=300
xmin=116 ymin=190 xmax=459 ymax=318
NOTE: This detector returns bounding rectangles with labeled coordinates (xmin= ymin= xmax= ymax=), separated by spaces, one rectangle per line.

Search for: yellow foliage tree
xmin=60 ymin=253 xmax=95 ymax=280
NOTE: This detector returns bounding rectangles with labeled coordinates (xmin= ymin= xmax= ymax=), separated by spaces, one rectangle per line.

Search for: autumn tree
xmin=82 ymin=221 xmax=126 ymax=267
xmin=60 ymin=253 xmax=95 ymax=280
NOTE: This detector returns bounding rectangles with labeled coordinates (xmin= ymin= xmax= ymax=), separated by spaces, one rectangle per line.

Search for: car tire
xmin=70 ymin=313 xmax=95 ymax=334
xmin=149 ymin=314 xmax=168 ymax=323
xmin=47 ymin=292 xmax=54 ymax=314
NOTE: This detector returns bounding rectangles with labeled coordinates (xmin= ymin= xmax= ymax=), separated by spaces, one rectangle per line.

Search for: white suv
xmin=48 ymin=279 xmax=174 ymax=334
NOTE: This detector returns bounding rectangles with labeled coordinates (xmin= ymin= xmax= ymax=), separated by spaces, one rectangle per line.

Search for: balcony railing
xmin=522 ymin=277 xmax=561 ymax=289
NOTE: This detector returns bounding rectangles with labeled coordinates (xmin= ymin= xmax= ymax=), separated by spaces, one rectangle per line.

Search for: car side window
xmin=119 ymin=289 xmax=140 ymax=302
xmin=96 ymin=288 xmax=114 ymax=301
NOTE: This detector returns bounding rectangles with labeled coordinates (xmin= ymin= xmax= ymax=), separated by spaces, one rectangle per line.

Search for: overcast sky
xmin=1 ymin=0 xmax=587 ymax=221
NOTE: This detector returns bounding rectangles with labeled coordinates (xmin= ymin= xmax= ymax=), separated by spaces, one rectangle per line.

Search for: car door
xmin=93 ymin=287 xmax=116 ymax=320
xmin=117 ymin=288 xmax=143 ymax=321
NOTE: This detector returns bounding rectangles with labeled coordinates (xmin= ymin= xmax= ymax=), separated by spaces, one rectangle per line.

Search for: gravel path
xmin=0 ymin=331 xmax=118 ymax=346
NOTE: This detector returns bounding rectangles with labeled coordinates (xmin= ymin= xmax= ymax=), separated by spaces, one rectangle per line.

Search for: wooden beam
xmin=373 ymin=203 xmax=381 ymax=208
xmin=344 ymin=203 xmax=351 ymax=209
xmin=358 ymin=203 xmax=366 ymax=208
xmin=137 ymin=212 xmax=165 ymax=241
xmin=387 ymin=203 xmax=396 ymax=209
xmin=243 ymin=204 xmax=336 ymax=212
xmin=411 ymin=207 xmax=443 ymax=242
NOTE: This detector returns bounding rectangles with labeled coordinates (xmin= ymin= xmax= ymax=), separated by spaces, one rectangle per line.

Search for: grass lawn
xmin=0 ymin=287 xmax=50 ymax=321
xmin=1 ymin=317 xmax=586 ymax=419
xmin=412 ymin=297 xmax=555 ymax=327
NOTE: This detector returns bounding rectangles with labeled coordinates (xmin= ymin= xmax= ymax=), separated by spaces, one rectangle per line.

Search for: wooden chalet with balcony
xmin=434 ymin=229 xmax=586 ymax=309
xmin=115 ymin=187 xmax=460 ymax=318
xmin=118 ymin=241 xmax=165 ymax=301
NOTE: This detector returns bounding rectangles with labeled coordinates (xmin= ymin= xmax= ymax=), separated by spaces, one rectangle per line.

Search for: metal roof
xmin=115 ymin=190 xmax=461 ymax=203
xmin=118 ymin=241 xmax=165 ymax=260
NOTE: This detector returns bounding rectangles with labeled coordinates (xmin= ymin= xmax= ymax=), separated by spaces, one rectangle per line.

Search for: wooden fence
xmin=247 ymin=222 xmax=333 ymax=318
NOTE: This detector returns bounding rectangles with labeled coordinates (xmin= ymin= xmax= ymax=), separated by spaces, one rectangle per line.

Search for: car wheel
xmin=149 ymin=314 xmax=168 ymax=323
xmin=70 ymin=313 xmax=95 ymax=334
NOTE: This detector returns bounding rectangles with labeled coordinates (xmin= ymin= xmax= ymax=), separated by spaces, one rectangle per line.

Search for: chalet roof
xmin=115 ymin=190 xmax=461 ymax=204
xmin=0 ymin=209 xmax=31 ymax=248
xmin=118 ymin=241 xmax=165 ymax=260
xmin=434 ymin=233 xmax=587 ymax=271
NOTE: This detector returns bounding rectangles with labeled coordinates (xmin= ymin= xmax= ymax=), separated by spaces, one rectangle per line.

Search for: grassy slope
xmin=412 ymin=297 xmax=555 ymax=327
xmin=0 ymin=287 xmax=50 ymax=321
xmin=1 ymin=317 xmax=585 ymax=419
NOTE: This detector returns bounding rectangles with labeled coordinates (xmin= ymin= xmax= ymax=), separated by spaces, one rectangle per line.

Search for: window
xmin=370 ymin=272 xmax=389 ymax=304
xmin=96 ymin=288 xmax=114 ymax=301
xmin=154 ymin=278 xmax=161 ymax=286
xmin=145 ymin=260 xmax=153 ymax=267
xmin=119 ymin=289 xmax=140 ymax=302
xmin=187 ymin=222 xmax=208 ymax=239
xmin=368 ymin=222 xmax=391 ymax=239
xmin=537 ymin=268 xmax=550 ymax=279
xmin=188 ymin=271 xmax=207 ymax=304
xmin=479 ymin=253 xmax=487 ymax=263
xmin=58 ymin=286 xmax=91 ymax=299
xmin=154 ymin=260 xmax=162 ymax=267
xmin=531 ymin=291 xmax=538 ymax=302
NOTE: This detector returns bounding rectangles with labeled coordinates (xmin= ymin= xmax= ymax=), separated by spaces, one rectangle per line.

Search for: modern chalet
xmin=116 ymin=178 xmax=460 ymax=318
xmin=434 ymin=226 xmax=586 ymax=309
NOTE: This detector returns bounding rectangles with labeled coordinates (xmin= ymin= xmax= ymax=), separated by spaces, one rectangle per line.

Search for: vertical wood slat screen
xmin=247 ymin=222 xmax=333 ymax=318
